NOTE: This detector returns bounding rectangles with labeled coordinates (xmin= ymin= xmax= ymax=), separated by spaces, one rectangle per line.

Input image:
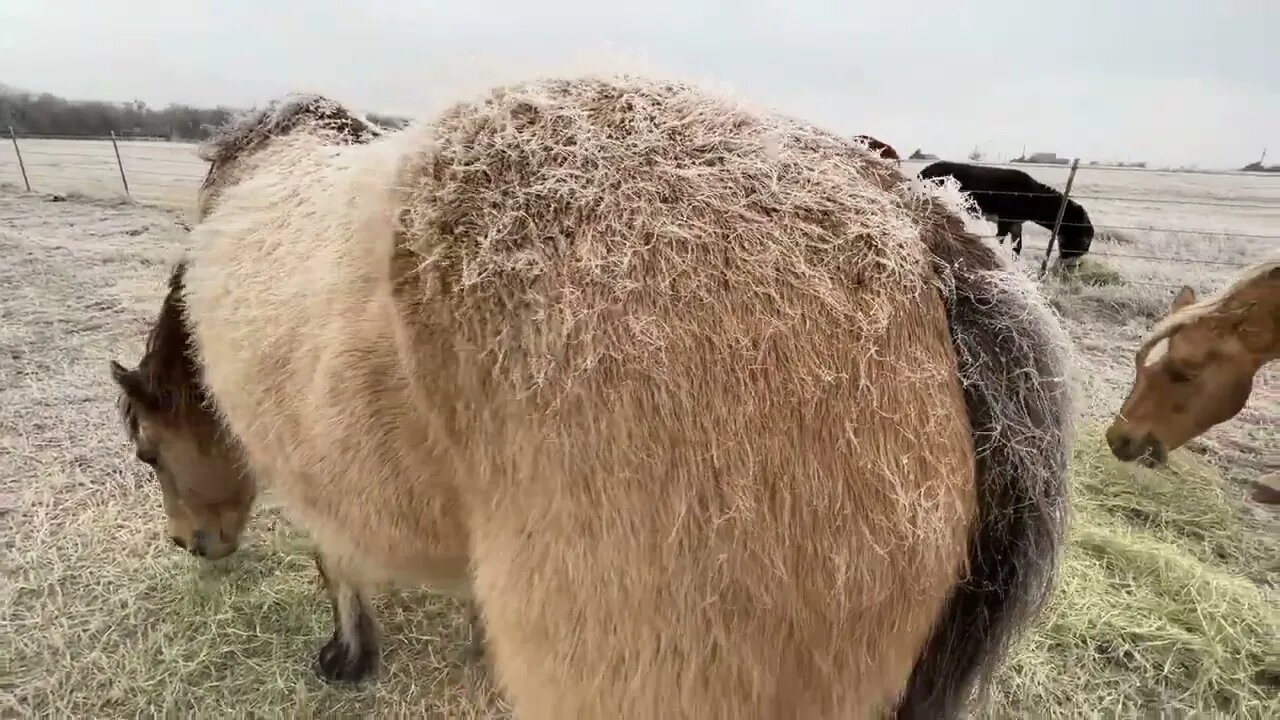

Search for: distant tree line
xmin=0 ymin=89 xmax=411 ymax=140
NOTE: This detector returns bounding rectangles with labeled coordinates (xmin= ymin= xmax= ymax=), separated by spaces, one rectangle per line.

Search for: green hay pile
xmin=984 ymin=427 xmax=1279 ymax=718
xmin=4 ymin=429 xmax=1275 ymax=717
xmin=1059 ymin=258 xmax=1126 ymax=287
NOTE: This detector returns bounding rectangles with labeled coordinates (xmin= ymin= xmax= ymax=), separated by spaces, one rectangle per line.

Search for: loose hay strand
xmin=392 ymin=76 xmax=936 ymax=395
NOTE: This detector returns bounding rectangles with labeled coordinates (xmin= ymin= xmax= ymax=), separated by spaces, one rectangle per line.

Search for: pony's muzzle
xmin=173 ymin=529 xmax=236 ymax=560
xmin=1106 ymin=430 xmax=1165 ymax=466
xmin=191 ymin=530 xmax=211 ymax=557
xmin=1136 ymin=443 xmax=1168 ymax=468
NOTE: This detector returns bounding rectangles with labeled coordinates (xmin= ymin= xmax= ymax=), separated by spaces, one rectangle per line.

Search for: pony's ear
xmin=110 ymin=361 xmax=159 ymax=411
xmin=1171 ymin=285 xmax=1196 ymax=312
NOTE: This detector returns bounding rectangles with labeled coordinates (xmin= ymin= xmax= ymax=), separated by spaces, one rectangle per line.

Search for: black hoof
xmin=316 ymin=632 xmax=377 ymax=684
xmin=462 ymin=635 xmax=486 ymax=663
xmin=462 ymin=603 xmax=487 ymax=663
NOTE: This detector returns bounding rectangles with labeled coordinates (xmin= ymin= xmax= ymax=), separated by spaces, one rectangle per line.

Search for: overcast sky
xmin=3 ymin=0 xmax=1277 ymax=168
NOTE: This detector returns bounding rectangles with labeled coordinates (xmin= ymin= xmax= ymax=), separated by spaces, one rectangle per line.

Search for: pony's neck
xmin=1233 ymin=270 xmax=1280 ymax=364
xmin=1257 ymin=292 xmax=1280 ymax=363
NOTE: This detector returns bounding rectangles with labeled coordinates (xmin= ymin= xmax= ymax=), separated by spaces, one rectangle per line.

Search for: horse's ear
xmin=1171 ymin=285 xmax=1196 ymax=312
xmin=110 ymin=361 xmax=159 ymax=410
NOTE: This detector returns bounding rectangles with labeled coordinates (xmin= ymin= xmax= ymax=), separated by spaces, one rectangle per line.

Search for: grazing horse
xmin=918 ymin=160 xmax=1094 ymax=260
xmin=109 ymin=97 xmax=388 ymax=562
xmin=110 ymin=78 xmax=1073 ymax=719
xmin=853 ymin=134 xmax=901 ymax=164
xmin=1106 ymin=260 xmax=1279 ymax=502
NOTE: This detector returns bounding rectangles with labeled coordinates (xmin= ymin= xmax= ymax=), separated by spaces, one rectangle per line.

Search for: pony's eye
xmin=136 ymin=449 xmax=159 ymax=466
xmin=1167 ymin=368 xmax=1195 ymax=383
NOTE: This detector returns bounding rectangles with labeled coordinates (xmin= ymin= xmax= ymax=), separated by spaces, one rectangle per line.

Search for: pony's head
xmin=852 ymin=134 xmax=901 ymax=164
xmin=1106 ymin=262 xmax=1279 ymax=466
xmin=196 ymin=93 xmax=384 ymax=217
xmin=110 ymin=263 xmax=253 ymax=560
xmin=1056 ymin=205 xmax=1094 ymax=261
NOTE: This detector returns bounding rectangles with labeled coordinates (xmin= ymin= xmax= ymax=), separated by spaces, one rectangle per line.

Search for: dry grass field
xmin=1 ymin=139 xmax=1277 ymax=717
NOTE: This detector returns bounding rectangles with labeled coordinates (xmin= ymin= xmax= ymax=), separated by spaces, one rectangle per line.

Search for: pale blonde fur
xmin=1137 ymin=258 xmax=1280 ymax=362
xmin=1108 ymin=256 xmax=1279 ymax=465
xmin=173 ymin=76 xmax=1074 ymax=718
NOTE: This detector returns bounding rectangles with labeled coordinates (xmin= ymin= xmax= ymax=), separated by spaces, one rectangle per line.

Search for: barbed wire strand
xmin=11 ymin=146 xmax=1280 ymax=204
xmin=7 ymin=141 xmax=1280 ymax=258
xmin=1020 ymin=248 xmax=1256 ymax=268
xmin=919 ymin=186 xmax=1278 ymax=209
xmin=975 ymin=240 xmax=1261 ymax=266
xmin=12 ymin=136 xmax=1280 ymax=176
xmin=15 ymin=150 xmax=203 ymax=166
xmin=973 ymin=216 xmax=1279 ymax=238
xmin=914 ymin=158 xmax=1280 ymax=177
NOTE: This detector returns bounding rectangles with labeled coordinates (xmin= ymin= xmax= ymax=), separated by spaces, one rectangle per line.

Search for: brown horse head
xmin=852 ymin=134 xmax=901 ymax=163
xmin=110 ymin=263 xmax=252 ymax=559
xmin=1106 ymin=261 xmax=1279 ymax=466
xmin=196 ymin=93 xmax=384 ymax=218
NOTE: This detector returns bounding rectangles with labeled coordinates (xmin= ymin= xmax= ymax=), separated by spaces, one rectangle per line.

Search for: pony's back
xmin=387 ymin=78 xmax=978 ymax=718
xmin=920 ymin=160 xmax=1055 ymax=197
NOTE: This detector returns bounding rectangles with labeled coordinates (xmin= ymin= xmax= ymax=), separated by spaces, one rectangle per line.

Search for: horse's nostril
xmin=1139 ymin=436 xmax=1167 ymax=467
xmin=190 ymin=530 xmax=210 ymax=557
xmin=1107 ymin=433 xmax=1132 ymax=459
xmin=170 ymin=535 xmax=187 ymax=550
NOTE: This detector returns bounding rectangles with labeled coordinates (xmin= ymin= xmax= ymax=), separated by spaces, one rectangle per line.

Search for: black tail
xmin=896 ymin=210 xmax=1074 ymax=719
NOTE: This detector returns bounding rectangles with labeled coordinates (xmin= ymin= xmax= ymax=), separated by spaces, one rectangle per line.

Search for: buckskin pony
xmin=1106 ymin=260 xmax=1279 ymax=502
xmin=110 ymin=77 xmax=1074 ymax=719
xmin=110 ymin=99 xmax=386 ymax=561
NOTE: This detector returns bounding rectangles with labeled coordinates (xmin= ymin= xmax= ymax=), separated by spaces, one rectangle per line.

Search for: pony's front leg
xmin=314 ymin=552 xmax=380 ymax=683
xmin=464 ymin=599 xmax=487 ymax=661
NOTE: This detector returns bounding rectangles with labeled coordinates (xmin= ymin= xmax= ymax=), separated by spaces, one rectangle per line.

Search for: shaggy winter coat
xmin=179 ymin=77 xmax=1073 ymax=719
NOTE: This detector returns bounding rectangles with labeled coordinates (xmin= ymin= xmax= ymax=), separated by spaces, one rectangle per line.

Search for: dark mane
xmin=113 ymin=262 xmax=207 ymax=435
xmin=197 ymin=93 xmax=385 ymax=167
xmin=853 ymin=134 xmax=901 ymax=161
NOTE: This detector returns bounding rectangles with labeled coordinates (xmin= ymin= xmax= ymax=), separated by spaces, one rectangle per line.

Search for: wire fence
xmin=3 ymin=127 xmax=1278 ymax=291
xmin=2 ymin=128 xmax=208 ymax=208
xmin=910 ymin=155 xmax=1279 ymax=290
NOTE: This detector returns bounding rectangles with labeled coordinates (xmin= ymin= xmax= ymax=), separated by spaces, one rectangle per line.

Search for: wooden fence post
xmin=1039 ymin=157 xmax=1080 ymax=277
xmin=109 ymin=131 xmax=131 ymax=197
xmin=8 ymin=126 xmax=31 ymax=192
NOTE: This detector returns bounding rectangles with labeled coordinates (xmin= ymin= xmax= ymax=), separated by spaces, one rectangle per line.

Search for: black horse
xmin=918 ymin=161 xmax=1094 ymax=260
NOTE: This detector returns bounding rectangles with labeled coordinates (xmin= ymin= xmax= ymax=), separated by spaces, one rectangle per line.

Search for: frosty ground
xmin=0 ymin=153 xmax=1275 ymax=716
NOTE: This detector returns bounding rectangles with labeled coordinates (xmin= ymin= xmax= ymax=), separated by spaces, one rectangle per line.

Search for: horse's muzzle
xmin=1107 ymin=430 xmax=1166 ymax=467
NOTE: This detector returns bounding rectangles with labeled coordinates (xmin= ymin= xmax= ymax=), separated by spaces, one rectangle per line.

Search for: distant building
xmin=1242 ymin=149 xmax=1279 ymax=172
xmin=1241 ymin=161 xmax=1280 ymax=173
xmin=1012 ymin=151 xmax=1070 ymax=165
